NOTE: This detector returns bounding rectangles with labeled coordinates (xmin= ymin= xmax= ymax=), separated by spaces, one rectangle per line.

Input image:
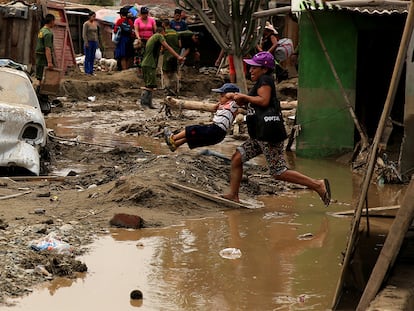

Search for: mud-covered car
xmin=0 ymin=60 xmax=47 ymax=175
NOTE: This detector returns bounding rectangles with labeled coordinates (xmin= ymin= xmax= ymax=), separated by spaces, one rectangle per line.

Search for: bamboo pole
xmin=307 ymin=11 xmax=370 ymax=150
xmin=332 ymin=1 xmax=414 ymax=308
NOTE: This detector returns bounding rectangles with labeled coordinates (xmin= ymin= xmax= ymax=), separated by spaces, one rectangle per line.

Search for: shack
xmin=0 ymin=0 xmax=76 ymax=74
xmin=295 ymin=1 xmax=413 ymax=181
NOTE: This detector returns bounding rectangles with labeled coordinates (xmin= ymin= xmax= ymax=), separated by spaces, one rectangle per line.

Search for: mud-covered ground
xmin=0 ymin=67 xmax=303 ymax=306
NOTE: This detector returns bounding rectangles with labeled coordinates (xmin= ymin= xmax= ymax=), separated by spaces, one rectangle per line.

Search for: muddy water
xmin=17 ymin=113 xmax=402 ymax=310
xmin=4 ymin=161 xmax=402 ymax=310
xmin=7 ymin=203 xmax=350 ymax=310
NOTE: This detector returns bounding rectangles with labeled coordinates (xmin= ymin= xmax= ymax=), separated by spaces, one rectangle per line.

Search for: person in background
xmin=180 ymin=31 xmax=202 ymax=68
xmin=140 ymin=26 xmax=184 ymax=109
xmin=114 ymin=7 xmax=134 ymax=70
xmin=133 ymin=6 xmax=156 ymax=69
xmin=222 ymin=51 xmax=332 ymax=207
xmin=35 ymin=13 xmax=55 ymax=114
xmin=82 ymin=11 xmax=99 ymax=76
xmin=164 ymin=83 xmax=242 ymax=152
xmin=35 ymin=13 xmax=55 ymax=81
xmin=256 ymin=21 xmax=278 ymax=56
xmin=170 ymin=8 xmax=188 ymax=32
xmin=161 ymin=19 xmax=181 ymax=94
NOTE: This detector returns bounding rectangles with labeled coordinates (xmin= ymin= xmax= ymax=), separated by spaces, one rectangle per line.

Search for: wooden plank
xmin=330 ymin=205 xmax=400 ymax=216
xmin=167 ymin=182 xmax=259 ymax=209
xmin=356 ymin=178 xmax=414 ymax=310
xmin=9 ymin=176 xmax=67 ymax=182
xmin=0 ymin=190 xmax=31 ymax=200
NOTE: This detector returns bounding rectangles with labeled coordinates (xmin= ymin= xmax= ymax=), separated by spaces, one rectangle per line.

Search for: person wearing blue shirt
xmin=170 ymin=8 xmax=188 ymax=32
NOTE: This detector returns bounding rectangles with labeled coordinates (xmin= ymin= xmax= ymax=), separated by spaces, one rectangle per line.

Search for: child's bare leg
xmin=174 ymin=137 xmax=187 ymax=148
xmin=172 ymin=130 xmax=186 ymax=148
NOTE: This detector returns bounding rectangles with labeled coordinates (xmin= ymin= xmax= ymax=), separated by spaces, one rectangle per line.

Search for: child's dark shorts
xmin=185 ymin=124 xmax=227 ymax=149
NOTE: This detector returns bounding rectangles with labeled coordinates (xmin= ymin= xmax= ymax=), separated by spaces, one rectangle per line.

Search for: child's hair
xmin=88 ymin=11 xmax=95 ymax=17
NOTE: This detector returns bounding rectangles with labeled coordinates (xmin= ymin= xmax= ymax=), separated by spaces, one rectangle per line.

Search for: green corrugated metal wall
xmin=297 ymin=11 xmax=357 ymax=158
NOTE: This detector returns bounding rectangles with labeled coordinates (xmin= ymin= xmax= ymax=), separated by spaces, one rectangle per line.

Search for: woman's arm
xmin=267 ymin=35 xmax=278 ymax=54
xmin=151 ymin=18 xmax=156 ymax=33
xmin=134 ymin=19 xmax=140 ymax=39
xmin=228 ymin=85 xmax=272 ymax=107
xmin=82 ymin=22 xmax=88 ymax=46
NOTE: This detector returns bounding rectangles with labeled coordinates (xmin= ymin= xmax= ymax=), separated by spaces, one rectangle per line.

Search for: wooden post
xmin=357 ymin=177 xmax=414 ymax=310
xmin=331 ymin=1 xmax=414 ymax=308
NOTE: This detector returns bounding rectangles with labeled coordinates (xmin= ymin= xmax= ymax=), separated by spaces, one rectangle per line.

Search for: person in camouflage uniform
xmin=35 ymin=13 xmax=55 ymax=81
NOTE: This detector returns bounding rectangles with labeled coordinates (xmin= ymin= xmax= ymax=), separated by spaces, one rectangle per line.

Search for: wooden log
xmin=165 ymin=96 xmax=217 ymax=112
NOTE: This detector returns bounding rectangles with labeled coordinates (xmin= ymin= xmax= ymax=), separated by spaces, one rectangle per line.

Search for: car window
xmin=0 ymin=71 xmax=38 ymax=108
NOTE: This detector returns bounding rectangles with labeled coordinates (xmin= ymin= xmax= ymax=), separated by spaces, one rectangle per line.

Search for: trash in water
xmin=297 ymin=233 xmax=314 ymax=240
xmin=28 ymin=232 xmax=74 ymax=255
xmin=34 ymin=264 xmax=52 ymax=277
xmin=219 ymin=248 xmax=242 ymax=259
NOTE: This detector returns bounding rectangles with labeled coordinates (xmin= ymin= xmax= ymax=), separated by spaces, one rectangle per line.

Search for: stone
xmin=109 ymin=213 xmax=143 ymax=229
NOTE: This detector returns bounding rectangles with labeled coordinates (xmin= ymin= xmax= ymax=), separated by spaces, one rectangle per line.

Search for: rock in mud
xmin=109 ymin=213 xmax=144 ymax=229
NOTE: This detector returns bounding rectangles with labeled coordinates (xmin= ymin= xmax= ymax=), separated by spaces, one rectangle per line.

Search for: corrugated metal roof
xmin=299 ymin=0 xmax=409 ymax=15
xmin=339 ymin=5 xmax=408 ymax=14
xmin=254 ymin=0 xmax=410 ymax=17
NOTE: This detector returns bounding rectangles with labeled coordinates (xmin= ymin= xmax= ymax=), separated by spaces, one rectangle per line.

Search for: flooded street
xmin=3 ymin=149 xmax=401 ymax=310
xmin=0 ymin=99 xmax=405 ymax=310
xmin=5 ymin=199 xmax=351 ymax=310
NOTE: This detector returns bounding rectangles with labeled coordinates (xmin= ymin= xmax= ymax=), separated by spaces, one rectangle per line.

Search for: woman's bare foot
xmin=221 ymin=194 xmax=240 ymax=203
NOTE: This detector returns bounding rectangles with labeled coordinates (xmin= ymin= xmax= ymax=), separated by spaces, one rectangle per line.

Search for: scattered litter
xmin=263 ymin=211 xmax=288 ymax=220
xmin=34 ymin=265 xmax=52 ymax=277
xmin=36 ymin=192 xmax=51 ymax=198
xmin=50 ymin=195 xmax=59 ymax=202
xmin=219 ymin=248 xmax=242 ymax=259
xmin=297 ymin=294 xmax=306 ymax=303
xmin=88 ymin=96 xmax=96 ymax=102
xmin=28 ymin=232 xmax=74 ymax=255
xmin=34 ymin=208 xmax=46 ymax=215
xmin=130 ymin=289 xmax=143 ymax=300
xmin=297 ymin=233 xmax=314 ymax=240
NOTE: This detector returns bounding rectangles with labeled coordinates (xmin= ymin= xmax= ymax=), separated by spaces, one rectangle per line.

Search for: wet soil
xmin=0 ymin=67 xmax=299 ymax=306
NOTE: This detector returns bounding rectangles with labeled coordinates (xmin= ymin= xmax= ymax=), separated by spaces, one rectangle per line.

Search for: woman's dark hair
xmin=88 ymin=11 xmax=95 ymax=18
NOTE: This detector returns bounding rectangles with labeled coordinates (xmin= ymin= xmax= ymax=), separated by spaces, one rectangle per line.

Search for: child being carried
xmin=164 ymin=83 xmax=241 ymax=152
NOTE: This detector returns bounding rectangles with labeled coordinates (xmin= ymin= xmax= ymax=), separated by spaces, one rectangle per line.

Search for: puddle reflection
xmin=46 ymin=115 xmax=163 ymax=154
